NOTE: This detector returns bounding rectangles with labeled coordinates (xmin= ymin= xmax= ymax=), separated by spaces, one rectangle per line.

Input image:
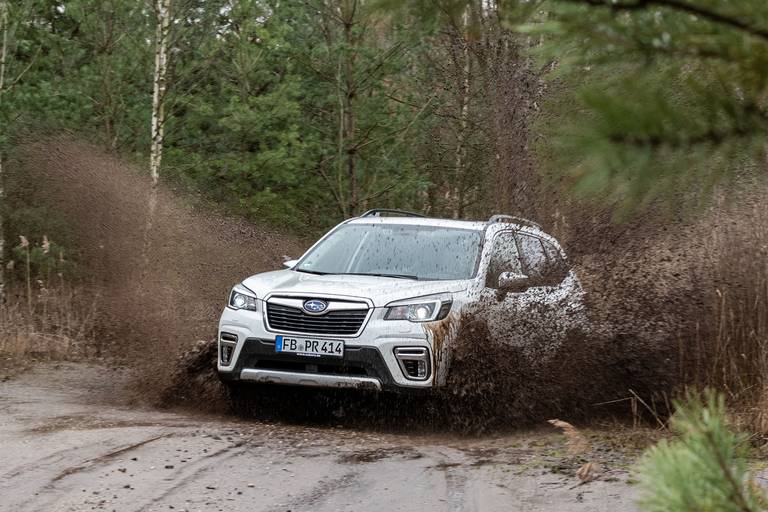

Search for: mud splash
xmin=7 ymin=136 xmax=766 ymax=432
xmin=2 ymin=137 xmax=684 ymax=428
xmin=6 ymin=137 xmax=305 ymax=403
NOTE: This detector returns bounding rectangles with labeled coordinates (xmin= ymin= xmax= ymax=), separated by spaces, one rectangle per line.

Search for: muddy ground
xmin=0 ymin=362 xmax=651 ymax=512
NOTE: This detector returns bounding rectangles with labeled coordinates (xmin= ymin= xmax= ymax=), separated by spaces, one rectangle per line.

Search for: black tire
xmin=222 ymin=380 xmax=259 ymax=414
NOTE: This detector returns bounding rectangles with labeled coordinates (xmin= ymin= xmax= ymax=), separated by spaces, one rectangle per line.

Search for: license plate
xmin=275 ymin=335 xmax=344 ymax=358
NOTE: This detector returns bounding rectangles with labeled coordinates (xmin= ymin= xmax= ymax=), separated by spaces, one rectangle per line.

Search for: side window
xmin=517 ymin=234 xmax=569 ymax=285
xmin=485 ymin=231 xmax=522 ymax=288
xmin=542 ymin=240 xmax=569 ymax=283
xmin=517 ymin=234 xmax=548 ymax=280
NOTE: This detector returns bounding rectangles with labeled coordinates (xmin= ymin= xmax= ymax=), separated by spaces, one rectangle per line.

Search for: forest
xmin=3 ymin=0 xmax=547 ymax=233
xmin=3 ymin=0 xmax=762 ymax=235
xmin=2 ymin=1 xmax=768 ymax=510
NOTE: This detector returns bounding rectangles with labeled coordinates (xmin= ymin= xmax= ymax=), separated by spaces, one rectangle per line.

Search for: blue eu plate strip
xmin=275 ymin=335 xmax=283 ymax=352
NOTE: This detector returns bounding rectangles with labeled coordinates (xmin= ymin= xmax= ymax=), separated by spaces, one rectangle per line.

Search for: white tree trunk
xmin=149 ymin=0 xmax=171 ymax=186
xmin=142 ymin=0 xmax=171 ymax=278
xmin=0 ymin=0 xmax=9 ymax=301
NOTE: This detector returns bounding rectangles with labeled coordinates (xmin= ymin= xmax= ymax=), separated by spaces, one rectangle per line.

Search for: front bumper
xmin=218 ymin=337 xmax=408 ymax=391
xmin=218 ymin=304 xmax=434 ymax=392
xmin=240 ymin=369 xmax=382 ymax=390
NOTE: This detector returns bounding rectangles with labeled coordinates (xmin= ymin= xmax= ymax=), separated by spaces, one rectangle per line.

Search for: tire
xmin=223 ymin=380 xmax=259 ymax=414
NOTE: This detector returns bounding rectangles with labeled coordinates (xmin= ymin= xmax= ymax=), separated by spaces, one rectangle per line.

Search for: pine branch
xmin=560 ymin=0 xmax=768 ymax=42
xmin=700 ymin=426 xmax=755 ymax=512
xmin=608 ymin=105 xmax=768 ymax=149
xmin=5 ymin=47 xmax=40 ymax=91
xmin=608 ymin=126 xmax=754 ymax=149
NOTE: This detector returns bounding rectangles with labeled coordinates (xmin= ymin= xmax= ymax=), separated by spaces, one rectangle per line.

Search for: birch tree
xmin=150 ymin=0 xmax=171 ymax=187
xmin=142 ymin=0 xmax=171 ymax=274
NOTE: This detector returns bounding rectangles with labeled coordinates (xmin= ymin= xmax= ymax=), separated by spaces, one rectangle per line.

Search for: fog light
xmin=219 ymin=332 xmax=238 ymax=365
xmin=220 ymin=344 xmax=234 ymax=365
xmin=394 ymin=347 xmax=430 ymax=381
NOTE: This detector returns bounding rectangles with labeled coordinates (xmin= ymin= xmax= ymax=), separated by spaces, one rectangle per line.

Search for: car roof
xmin=345 ymin=215 xmax=562 ymax=246
xmin=336 ymin=214 xmax=567 ymax=258
xmin=346 ymin=216 xmax=487 ymax=231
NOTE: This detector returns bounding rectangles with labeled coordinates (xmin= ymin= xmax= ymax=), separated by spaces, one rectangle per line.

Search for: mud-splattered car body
xmin=218 ymin=210 xmax=585 ymax=392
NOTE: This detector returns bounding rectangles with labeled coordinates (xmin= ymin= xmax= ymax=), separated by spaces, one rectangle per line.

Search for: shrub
xmin=637 ymin=392 xmax=766 ymax=512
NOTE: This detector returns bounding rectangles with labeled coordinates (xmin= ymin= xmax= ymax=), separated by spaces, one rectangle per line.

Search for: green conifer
xmin=637 ymin=392 xmax=767 ymax=512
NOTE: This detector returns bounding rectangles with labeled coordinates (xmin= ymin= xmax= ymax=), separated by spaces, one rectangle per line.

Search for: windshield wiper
xmin=342 ymin=272 xmax=419 ymax=280
xmin=294 ymin=268 xmax=330 ymax=275
xmin=295 ymin=269 xmax=419 ymax=280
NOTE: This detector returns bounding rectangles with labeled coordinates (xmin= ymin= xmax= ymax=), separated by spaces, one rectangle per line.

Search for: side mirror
xmin=498 ymin=271 xmax=531 ymax=292
xmin=282 ymin=259 xmax=298 ymax=269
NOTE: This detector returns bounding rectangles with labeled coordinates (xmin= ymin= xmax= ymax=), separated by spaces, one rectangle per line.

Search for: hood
xmin=241 ymin=270 xmax=470 ymax=307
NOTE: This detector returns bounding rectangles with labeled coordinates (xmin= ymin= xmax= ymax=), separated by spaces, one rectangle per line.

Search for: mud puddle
xmin=0 ymin=362 xmax=649 ymax=512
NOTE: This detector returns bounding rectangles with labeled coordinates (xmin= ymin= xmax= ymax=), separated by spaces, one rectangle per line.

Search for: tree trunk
xmin=150 ymin=0 xmax=171 ymax=187
xmin=142 ymin=0 xmax=171 ymax=278
xmin=342 ymin=0 xmax=358 ymax=216
xmin=452 ymin=20 xmax=471 ymax=219
xmin=0 ymin=0 xmax=8 ymax=301
xmin=335 ymin=54 xmax=347 ymax=217
xmin=100 ymin=8 xmax=119 ymax=150
xmin=455 ymin=36 xmax=470 ymax=218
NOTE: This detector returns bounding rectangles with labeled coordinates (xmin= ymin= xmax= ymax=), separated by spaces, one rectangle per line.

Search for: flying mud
xmin=6 ymin=137 xmax=766 ymax=430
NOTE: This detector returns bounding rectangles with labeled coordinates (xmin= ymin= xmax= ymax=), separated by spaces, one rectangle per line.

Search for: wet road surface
xmin=0 ymin=363 xmax=641 ymax=511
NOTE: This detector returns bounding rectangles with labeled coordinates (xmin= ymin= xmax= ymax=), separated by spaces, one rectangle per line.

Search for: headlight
xmin=228 ymin=284 xmax=258 ymax=311
xmin=384 ymin=296 xmax=451 ymax=322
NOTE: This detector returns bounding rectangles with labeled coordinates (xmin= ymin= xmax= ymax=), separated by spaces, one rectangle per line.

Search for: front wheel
xmin=221 ymin=380 xmax=261 ymax=415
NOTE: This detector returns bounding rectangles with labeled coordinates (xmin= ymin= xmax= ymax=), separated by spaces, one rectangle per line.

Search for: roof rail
xmin=360 ymin=209 xmax=426 ymax=218
xmin=487 ymin=214 xmax=542 ymax=230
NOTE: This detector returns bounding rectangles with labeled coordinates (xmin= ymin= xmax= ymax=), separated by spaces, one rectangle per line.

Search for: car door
xmin=478 ymin=230 xmax=584 ymax=361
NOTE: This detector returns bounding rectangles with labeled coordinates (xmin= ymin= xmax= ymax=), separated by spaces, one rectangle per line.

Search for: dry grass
xmin=1 ymin=232 xmax=97 ymax=360
xmin=548 ymin=419 xmax=591 ymax=455
xmin=0 ymin=283 xmax=97 ymax=359
xmin=556 ymin=187 xmax=768 ymax=436
xmin=682 ymin=195 xmax=768 ymax=436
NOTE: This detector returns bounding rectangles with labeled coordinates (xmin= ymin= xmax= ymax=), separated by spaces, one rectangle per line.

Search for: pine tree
xmin=637 ymin=392 xmax=767 ymax=512
xmin=298 ymin=0 xmax=424 ymax=217
xmin=525 ymin=0 xmax=768 ymax=213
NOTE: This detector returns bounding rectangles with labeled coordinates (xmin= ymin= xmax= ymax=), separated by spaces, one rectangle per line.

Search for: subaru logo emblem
xmin=303 ymin=299 xmax=328 ymax=314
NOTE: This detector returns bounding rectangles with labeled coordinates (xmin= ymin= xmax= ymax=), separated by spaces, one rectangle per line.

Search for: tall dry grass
xmin=0 ymin=235 xmax=97 ymax=360
xmin=685 ymin=198 xmax=768 ymax=435
xmin=0 ymin=285 xmax=98 ymax=359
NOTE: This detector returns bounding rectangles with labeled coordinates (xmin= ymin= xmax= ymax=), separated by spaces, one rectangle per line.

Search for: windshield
xmin=296 ymin=224 xmax=482 ymax=280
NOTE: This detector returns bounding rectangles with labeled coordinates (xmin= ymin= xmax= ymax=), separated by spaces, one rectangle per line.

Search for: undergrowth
xmin=0 ymin=235 xmax=97 ymax=359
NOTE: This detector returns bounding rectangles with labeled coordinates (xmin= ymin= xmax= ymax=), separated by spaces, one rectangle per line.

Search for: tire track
xmin=135 ymin=442 xmax=249 ymax=511
xmin=264 ymin=472 xmax=360 ymax=512
xmin=10 ymin=432 xmax=175 ymax=511
xmin=48 ymin=432 xmax=173 ymax=485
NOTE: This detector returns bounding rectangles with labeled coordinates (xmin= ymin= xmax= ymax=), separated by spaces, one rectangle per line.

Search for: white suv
xmin=218 ymin=210 xmax=584 ymax=392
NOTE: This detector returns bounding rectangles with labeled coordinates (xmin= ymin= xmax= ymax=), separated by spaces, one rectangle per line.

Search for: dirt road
xmin=1 ymin=363 xmax=642 ymax=512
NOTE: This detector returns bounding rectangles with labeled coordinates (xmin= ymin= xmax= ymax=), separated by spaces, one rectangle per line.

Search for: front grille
xmin=266 ymin=303 xmax=368 ymax=335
